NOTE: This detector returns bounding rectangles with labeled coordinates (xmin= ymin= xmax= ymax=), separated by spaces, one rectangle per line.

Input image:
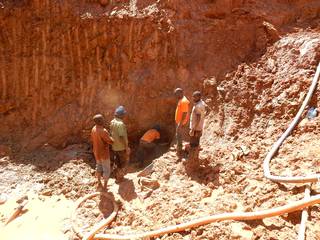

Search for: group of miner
xmin=91 ymin=88 xmax=206 ymax=191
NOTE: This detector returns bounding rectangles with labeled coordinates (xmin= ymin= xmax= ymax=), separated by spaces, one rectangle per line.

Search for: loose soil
xmin=1 ymin=1 xmax=320 ymax=240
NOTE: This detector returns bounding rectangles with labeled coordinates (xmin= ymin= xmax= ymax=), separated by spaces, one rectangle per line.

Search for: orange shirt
xmin=175 ymin=96 xmax=190 ymax=125
xmin=91 ymin=125 xmax=113 ymax=161
xmin=141 ymin=129 xmax=160 ymax=143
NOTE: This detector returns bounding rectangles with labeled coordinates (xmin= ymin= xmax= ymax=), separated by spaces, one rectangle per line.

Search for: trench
xmin=127 ymin=124 xmax=173 ymax=169
xmin=1 ymin=1 xmax=320 ymax=239
xmin=72 ymin=64 xmax=320 ymax=240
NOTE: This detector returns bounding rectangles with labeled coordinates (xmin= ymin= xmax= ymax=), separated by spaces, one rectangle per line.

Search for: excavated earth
xmin=1 ymin=0 xmax=320 ymax=240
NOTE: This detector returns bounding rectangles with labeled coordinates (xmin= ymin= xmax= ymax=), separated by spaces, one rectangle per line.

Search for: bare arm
xmin=194 ymin=114 xmax=201 ymax=128
xmin=193 ymin=114 xmax=201 ymax=130
xmin=180 ymin=112 xmax=188 ymax=125
xmin=101 ymin=130 xmax=114 ymax=145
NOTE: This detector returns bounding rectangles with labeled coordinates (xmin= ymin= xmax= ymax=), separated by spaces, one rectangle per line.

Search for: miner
xmin=174 ymin=88 xmax=190 ymax=157
xmin=110 ymin=106 xmax=130 ymax=183
xmin=91 ymin=114 xmax=114 ymax=191
xmin=188 ymin=91 xmax=206 ymax=164
xmin=136 ymin=124 xmax=161 ymax=167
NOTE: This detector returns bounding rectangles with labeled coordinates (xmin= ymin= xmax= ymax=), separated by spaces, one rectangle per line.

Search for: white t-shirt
xmin=190 ymin=100 xmax=206 ymax=131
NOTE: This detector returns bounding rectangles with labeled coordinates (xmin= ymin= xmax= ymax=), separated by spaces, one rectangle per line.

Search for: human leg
xmin=136 ymin=144 xmax=146 ymax=167
xmin=114 ymin=151 xmax=127 ymax=182
xmin=188 ymin=131 xmax=202 ymax=168
xmin=176 ymin=126 xmax=183 ymax=154
xmin=96 ymin=162 xmax=103 ymax=190
xmin=101 ymin=159 xmax=111 ymax=190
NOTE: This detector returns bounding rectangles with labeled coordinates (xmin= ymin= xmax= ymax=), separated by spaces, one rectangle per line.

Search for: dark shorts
xmin=112 ymin=150 xmax=127 ymax=169
xmin=190 ymin=131 xmax=202 ymax=148
xmin=112 ymin=150 xmax=128 ymax=181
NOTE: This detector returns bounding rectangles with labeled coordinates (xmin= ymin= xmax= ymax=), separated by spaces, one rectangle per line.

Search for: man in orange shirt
xmin=174 ymin=88 xmax=190 ymax=156
xmin=136 ymin=125 xmax=161 ymax=167
xmin=91 ymin=114 xmax=114 ymax=191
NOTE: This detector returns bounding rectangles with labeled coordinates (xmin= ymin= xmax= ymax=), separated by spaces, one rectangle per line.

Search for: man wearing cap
xmin=188 ymin=91 xmax=206 ymax=165
xmin=174 ymin=88 xmax=190 ymax=156
xmin=110 ymin=106 xmax=130 ymax=182
xmin=91 ymin=114 xmax=114 ymax=191
xmin=136 ymin=124 xmax=161 ymax=167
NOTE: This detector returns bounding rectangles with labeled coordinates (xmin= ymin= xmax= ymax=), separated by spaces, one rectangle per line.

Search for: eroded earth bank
xmin=1 ymin=0 xmax=320 ymax=239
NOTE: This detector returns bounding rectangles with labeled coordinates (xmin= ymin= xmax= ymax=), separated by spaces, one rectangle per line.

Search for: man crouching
xmin=91 ymin=114 xmax=114 ymax=191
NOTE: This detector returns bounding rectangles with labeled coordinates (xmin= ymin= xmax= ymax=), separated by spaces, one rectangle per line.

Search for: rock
xmin=298 ymin=118 xmax=317 ymax=132
xmin=41 ymin=189 xmax=54 ymax=196
xmin=230 ymin=222 xmax=254 ymax=240
xmin=0 ymin=156 xmax=9 ymax=166
xmin=203 ymin=77 xmax=217 ymax=95
xmin=162 ymin=169 xmax=170 ymax=180
xmin=262 ymin=217 xmax=283 ymax=228
xmin=231 ymin=148 xmax=243 ymax=161
xmin=263 ymin=21 xmax=280 ymax=43
xmin=0 ymin=194 xmax=7 ymax=204
xmin=0 ymin=145 xmax=11 ymax=157
xmin=240 ymin=145 xmax=250 ymax=155
xmin=61 ymin=188 xmax=71 ymax=195
xmin=41 ymin=177 xmax=52 ymax=183
xmin=100 ymin=0 xmax=109 ymax=6
xmin=93 ymin=209 xmax=101 ymax=217
xmin=138 ymin=177 xmax=160 ymax=190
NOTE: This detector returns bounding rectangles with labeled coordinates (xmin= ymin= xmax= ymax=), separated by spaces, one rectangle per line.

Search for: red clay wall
xmin=0 ymin=0 xmax=319 ymax=149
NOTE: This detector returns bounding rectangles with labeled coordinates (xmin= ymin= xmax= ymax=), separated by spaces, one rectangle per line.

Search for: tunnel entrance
xmin=126 ymin=125 xmax=174 ymax=171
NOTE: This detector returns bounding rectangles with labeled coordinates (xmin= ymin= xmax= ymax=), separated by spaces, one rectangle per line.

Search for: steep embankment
xmin=1 ymin=0 xmax=319 ymax=150
xmin=0 ymin=1 xmax=320 ymax=239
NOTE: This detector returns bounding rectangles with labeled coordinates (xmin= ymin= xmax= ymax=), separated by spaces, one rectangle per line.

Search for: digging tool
xmin=5 ymin=200 xmax=28 ymax=226
xmin=137 ymin=162 xmax=154 ymax=177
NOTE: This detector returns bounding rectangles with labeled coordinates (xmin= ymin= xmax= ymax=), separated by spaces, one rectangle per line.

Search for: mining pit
xmin=1 ymin=0 xmax=320 ymax=239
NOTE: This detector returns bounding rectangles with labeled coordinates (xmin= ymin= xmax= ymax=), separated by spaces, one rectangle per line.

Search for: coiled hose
xmin=72 ymin=63 xmax=320 ymax=240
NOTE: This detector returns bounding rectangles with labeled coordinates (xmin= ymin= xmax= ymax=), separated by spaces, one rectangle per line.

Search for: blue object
xmin=153 ymin=124 xmax=161 ymax=131
xmin=115 ymin=106 xmax=127 ymax=116
xmin=307 ymin=107 xmax=317 ymax=120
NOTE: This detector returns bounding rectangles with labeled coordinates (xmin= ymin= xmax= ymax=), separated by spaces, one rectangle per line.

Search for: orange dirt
xmin=1 ymin=0 xmax=320 ymax=239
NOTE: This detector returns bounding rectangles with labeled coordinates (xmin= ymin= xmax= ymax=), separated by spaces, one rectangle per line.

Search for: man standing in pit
xmin=188 ymin=91 xmax=206 ymax=165
xmin=91 ymin=114 xmax=114 ymax=191
xmin=110 ymin=106 xmax=130 ymax=183
xmin=174 ymin=88 xmax=190 ymax=157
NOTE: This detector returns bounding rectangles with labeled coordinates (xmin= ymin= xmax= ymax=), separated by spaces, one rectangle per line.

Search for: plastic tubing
xmin=71 ymin=192 xmax=118 ymax=240
xmin=94 ymin=194 xmax=320 ymax=240
xmin=297 ymin=185 xmax=310 ymax=240
xmin=263 ymin=63 xmax=320 ymax=183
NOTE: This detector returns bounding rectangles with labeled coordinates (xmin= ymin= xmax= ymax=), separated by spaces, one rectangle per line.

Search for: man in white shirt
xmin=188 ymin=91 xmax=206 ymax=164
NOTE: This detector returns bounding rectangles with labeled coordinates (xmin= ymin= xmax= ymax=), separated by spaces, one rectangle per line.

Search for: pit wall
xmin=0 ymin=0 xmax=319 ymax=149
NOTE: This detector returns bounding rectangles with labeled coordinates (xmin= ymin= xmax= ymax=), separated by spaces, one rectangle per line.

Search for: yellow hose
xmin=71 ymin=192 xmax=118 ymax=240
xmin=94 ymin=195 xmax=320 ymax=240
xmin=297 ymin=185 xmax=310 ymax=240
